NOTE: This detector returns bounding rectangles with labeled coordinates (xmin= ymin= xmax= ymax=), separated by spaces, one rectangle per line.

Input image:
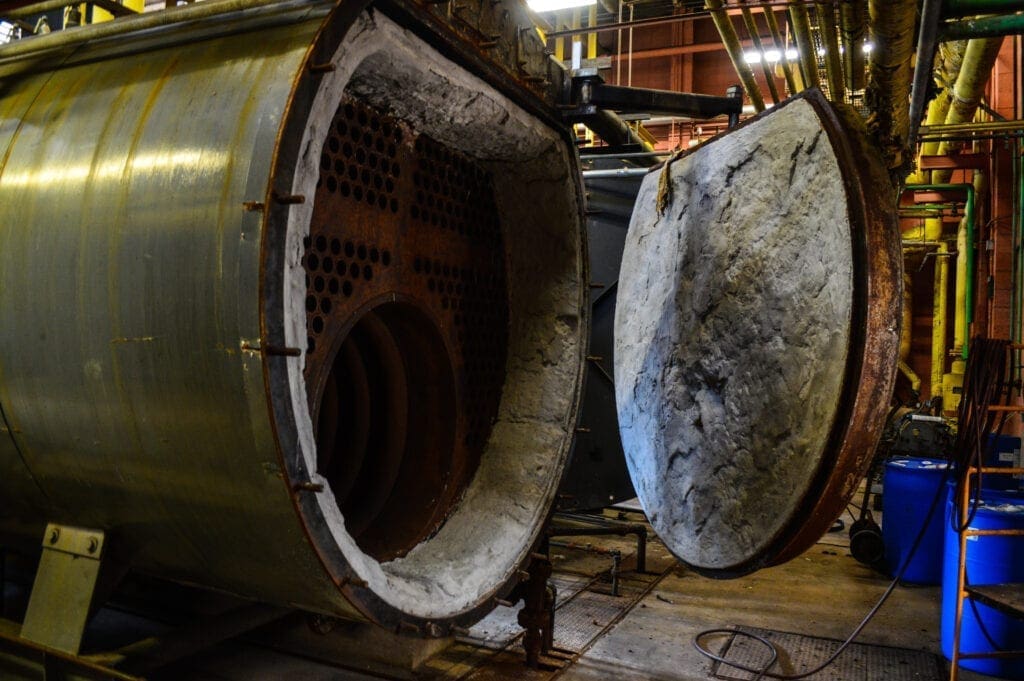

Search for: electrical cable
xmin=694 ymin=462 xmax=954 ymax=679
xmin=694 ymin=337 xmax=1015 ymax=678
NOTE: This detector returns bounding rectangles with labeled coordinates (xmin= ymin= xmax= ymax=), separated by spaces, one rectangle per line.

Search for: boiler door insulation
xmin=615 ymin=90 xmax=901 ymax=577
xmin=0 ymin=1 xmax=587 ymax=632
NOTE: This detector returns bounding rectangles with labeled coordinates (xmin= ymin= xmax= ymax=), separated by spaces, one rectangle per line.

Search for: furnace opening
xmin=311 ymin=301 xmax=457 ymax=561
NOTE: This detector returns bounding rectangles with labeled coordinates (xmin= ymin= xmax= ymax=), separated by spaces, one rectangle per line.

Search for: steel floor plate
xmin=711 ymin=626 xmax=944 ymax=681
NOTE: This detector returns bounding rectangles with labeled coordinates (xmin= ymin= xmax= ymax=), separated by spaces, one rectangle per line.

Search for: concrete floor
xmin=158 ymin=508 xmax=1000 ymax=681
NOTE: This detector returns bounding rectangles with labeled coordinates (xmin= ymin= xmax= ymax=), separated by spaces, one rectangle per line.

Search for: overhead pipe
xmin=906 ymin=0 xmax=945 ymax=153
xmin=941 ymin=14 xmax=1024 ymax=41
xmin=816 ymin=1 xmax=845 ymax=101
xmin=907 ymin=183 xmax=976 ymax=358
xmin=839 ymin=0 xmax=866 ymax=91
xmin=865 ymin=0 xmax=918 ymax=177
xmin=789 ymin=4 xmax=820 ymax=90
xmin=705 ymin=0 xmax=765 ymax=112
xmin=933 ymin=36 xmax=1006 ymax=184
xmin=739 ymin=7 xmax=780 ymax=104
xmin=908 ymin=40 xmax=968 ymax=183
xmin=762 ymin=7 xmax=799 ymax=94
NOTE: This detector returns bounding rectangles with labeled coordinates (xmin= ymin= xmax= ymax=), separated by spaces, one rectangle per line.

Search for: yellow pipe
xmin=706 ymin=0 xmax=765 ymax=112
xmin=740 ymin=7 xmax=780 ymax=104
xmin=932 ymin=241 xmax=949 ymax=402
xmin=903 ymin=217 xmax=945 ymax=241
xmin=762 ymin=8 xmax=799 ymax=94
xmin=908 ymin=41 xmax=966 ymax=184
xmin=954 ymin=214 xmax=968 ymax=354
xmin=85 ymin=0 xmax=144 ymax=23
xmin=933 ymin=37 xmax=1005 ymax=184
xmin=900 ymin=360 xmax=923 ymax=394
xmin=816 ymin=2 xmax=845 ymax=101
xmin=588 ymin=5 xmax=597 ymax=60
xmin=839 ymin=0 xmax=866 ymax=91
xmin=789 ymin=4 xmax=820 ymax=90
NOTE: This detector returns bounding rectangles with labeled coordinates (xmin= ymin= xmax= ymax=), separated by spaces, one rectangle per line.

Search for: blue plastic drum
xmin=883 ymin=458 xmax=951 ymax=584
xmin=941 ymin=489 xmax=1024 ymax=679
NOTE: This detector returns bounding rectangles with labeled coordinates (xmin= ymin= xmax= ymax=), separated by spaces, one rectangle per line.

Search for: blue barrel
xmin=984 ymin=434 xmax=1022 ymax=491
xmin=883 ymin=458 xmax=951 ymax=584
xmin=941 ymin=489 xmax=1024 ymax=679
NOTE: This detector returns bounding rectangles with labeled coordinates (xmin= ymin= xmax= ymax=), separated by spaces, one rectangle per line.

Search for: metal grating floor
xmin=711 ymin=626 xmax=945 ymax=681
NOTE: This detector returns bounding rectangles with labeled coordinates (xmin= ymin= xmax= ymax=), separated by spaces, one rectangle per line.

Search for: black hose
xmin=694 ymin=444 xmax=955 ymax=679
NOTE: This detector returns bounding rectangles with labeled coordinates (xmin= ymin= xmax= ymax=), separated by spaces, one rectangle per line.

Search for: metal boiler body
xmin=0 ymin=0 xmax=587 ymax=633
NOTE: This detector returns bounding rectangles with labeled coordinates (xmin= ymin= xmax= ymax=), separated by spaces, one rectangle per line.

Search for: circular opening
xmin=311 ymin=302 xmax=458 ymax=560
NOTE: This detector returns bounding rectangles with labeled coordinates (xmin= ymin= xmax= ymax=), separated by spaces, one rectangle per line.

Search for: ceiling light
xmin=743 ymin=50 xmax=762 ymax=64
xmin=527 ymin=0 xmax=596 ymax=12
xmin=863 ymin=42 xmax=874 ymax=53
xmin=786 ymin=49 xmax=798 ymax=60
xmin=763 ymin=49 xmax=781 ymax=62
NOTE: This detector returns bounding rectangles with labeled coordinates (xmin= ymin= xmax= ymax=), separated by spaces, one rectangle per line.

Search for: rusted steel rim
xmin=258 ymin=0 xmax=586 ymax=631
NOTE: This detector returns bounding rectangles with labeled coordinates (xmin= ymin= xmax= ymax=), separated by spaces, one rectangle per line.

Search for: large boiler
xmin=0 ymin=0 xmax=586 ymax=634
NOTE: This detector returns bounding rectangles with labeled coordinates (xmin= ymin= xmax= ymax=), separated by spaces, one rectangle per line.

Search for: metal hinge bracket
xmin=20 ymin=523 xmax=105 ymax=655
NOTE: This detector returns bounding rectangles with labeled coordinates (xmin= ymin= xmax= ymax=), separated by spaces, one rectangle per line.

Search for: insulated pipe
xmin=933 ymin=37 xmax=1006 ymax=184
xmin=839 ymin=0 xmax=866 ymax=92
xmin=789 ymin=4 xmax=820 ymax=90
xmin=762 ymin=7 xmax=799 ymax=94
xmin=908 ymin=40 xmax=968 ymax=184
xmin=933 ymin=240 xmax=950 ymax=402
xmin=739 ymin=7 xmax=780 ymax=105
xmin=908 ymin=183 xmax=976 ymax=358
xmin=865 ymin=0 xmax=918 ymax=175
xmin=0 ymin=0 xmax=587 ymax=631
xmin=706 ymin=0 xmax=765 ymax=112
xmin=816 ymin=1 xmax=845 ymax=101
xmin=955 ymin=214 xmax=970 ymax=354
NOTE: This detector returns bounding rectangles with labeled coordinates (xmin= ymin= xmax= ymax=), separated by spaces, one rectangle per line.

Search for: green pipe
xmin=940 ymin=14 xmax=1024 ymax=41
xmin=789 ymin=4 xmax=820 ymax=89
xmin=906 ymin=183 xmax=976 ymax=358
xmin=933 ymin=37 xmax=1005 ymax=184
xmin=706 ymin=0 xmax=766 ymax=112
xmin=943 ymin=0 xmax=1024 ymax=18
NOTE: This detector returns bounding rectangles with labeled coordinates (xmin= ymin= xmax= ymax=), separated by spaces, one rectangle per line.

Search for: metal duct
xmin=0 ymin=0 xmax=587 ymax=632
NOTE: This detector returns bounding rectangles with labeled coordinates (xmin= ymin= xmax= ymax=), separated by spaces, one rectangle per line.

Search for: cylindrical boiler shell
xmin=0 ymin=0 xmax=587 ymax=632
